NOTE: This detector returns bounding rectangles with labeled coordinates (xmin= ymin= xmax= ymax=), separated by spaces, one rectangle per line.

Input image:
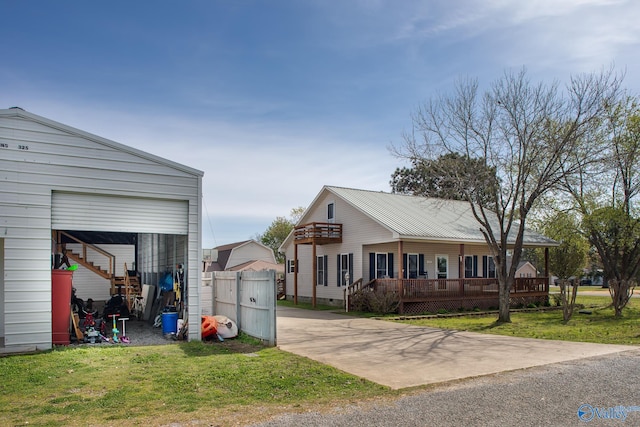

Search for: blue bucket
xmin=162 ymin=312 xmax=179 ymax=335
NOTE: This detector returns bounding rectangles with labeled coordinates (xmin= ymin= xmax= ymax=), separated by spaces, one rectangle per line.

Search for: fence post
xmin=270 ymin=269 xmax=277 ymax=346
xmin=235 ymin=271 xmax=241 ymax=330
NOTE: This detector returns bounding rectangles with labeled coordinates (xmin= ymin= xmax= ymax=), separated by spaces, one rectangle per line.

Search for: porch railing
xmin=369 ymin=277 xmax=548 ymax=300
xmin=293 ymin=222 xmax=342 ymax=244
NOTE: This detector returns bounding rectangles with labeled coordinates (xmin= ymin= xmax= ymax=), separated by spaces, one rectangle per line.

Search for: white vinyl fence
xmin=211 ymin=270 xmax=277 ymax=346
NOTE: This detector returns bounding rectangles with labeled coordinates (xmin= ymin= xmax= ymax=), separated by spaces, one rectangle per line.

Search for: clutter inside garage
xmin=51 ymin=230 xmax=237 ymax=346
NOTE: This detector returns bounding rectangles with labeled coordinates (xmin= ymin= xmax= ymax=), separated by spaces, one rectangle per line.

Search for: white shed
xmin=0 ymin=107 xmax=204 ymax=352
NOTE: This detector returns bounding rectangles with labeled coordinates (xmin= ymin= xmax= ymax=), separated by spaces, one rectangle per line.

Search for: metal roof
xmin=326 ymin=186 xmax=557 ymax=247
xmin=0 ymin=108 xmax=204 ymax=177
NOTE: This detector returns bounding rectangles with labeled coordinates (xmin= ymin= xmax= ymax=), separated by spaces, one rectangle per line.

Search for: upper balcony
xmin=293 ymin=222 xmax=343 ymax=245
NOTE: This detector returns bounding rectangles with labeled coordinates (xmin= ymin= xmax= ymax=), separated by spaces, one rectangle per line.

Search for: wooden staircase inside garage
xmin=55 ymin=231 xmax=142 ymax=311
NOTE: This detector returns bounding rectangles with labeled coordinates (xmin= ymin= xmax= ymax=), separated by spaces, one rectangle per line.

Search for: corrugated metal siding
xmin=0 ymin=110 xmax=202 ymax=350
xmin=0 ymin=239 xmax=4 ymax=339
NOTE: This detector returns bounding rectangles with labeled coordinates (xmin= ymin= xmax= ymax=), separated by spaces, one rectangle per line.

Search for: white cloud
xmin=346 ymin=0 xmax=640 ymax=77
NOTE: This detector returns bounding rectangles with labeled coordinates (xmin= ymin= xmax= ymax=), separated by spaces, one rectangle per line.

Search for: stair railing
xmin=344 ymin=278 xmax=373 ymax=312
xmin=55 ymin=230 xmax=116 ymax=279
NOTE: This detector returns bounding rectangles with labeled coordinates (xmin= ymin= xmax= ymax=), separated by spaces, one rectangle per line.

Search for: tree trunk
xmin=497 ymin=282 xmax=511 ymax=323
xmin=560 ymin=279 xmax=579 ymax=322
xmin=609 ymin=279 xmax=636 ymax=318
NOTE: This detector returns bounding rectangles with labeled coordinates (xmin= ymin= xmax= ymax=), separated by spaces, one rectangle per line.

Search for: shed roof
xmin=213 ymin=240 xmax=251 ymax=270
xmin=227 ymin=259 xmax=284 ymax=273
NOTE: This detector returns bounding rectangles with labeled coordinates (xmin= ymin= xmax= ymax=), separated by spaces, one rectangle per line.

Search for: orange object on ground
xmin=201 ymin=315 xmax=218 ymax=339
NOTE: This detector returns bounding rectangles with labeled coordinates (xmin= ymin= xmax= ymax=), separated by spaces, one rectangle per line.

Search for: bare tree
xmin=393 ymin=68 xmax=621 ymax=323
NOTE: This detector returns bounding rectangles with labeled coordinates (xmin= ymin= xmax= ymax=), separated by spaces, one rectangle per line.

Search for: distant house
xmin=201 ymin=240 xmax=283 ymax=315
xmin=516 ymin=261 xmax=539 ymax=278
xmin=203 ymin=240 xmax=281 ymax=273
xmin=279 ymin=186 xmax=557 ymax=314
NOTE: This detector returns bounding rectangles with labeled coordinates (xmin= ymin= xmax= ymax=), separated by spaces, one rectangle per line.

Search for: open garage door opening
xmin=52 ymin=229 xmax=189 ymax=344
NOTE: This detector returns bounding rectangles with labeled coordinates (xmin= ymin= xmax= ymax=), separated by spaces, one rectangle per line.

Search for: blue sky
xmin=2 ymin=1 xmax=640 ymax=248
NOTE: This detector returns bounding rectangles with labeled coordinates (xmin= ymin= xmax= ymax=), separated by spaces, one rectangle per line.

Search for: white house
xmin=0 ymin=108 xmax=204 ymax=352
xmin=279 ymin=186 xmax=556 ymax=314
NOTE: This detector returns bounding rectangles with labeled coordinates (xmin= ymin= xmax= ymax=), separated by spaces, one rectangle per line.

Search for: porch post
xmin=397 ymin=240 xmax=404 ymax=314
xmin=294 ymin=243 xmax=298 ymax=305
xmin=544 ymin=247 xmax=550 ymax=291
xmin=312 ymin=241 xmax=317 ymax=308
xmin=398 ymin=240 xmax=403 ymax=280
xmin=459 ymin=244 xmax=465 ymax=298
xmin=459 ymin=244 xmax=465 ymax=279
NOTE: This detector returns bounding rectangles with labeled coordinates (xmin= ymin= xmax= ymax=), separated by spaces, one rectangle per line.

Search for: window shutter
xmin=419 ymin=254 xmax=425 ymax=276
xmin=323 ymin=255 xmax=328 ymax=286
xmin=473 ymin=255 xmax=478 ymax=277
xmin=337 ymin=254 xmax=341 ymax=286
xmin=388 ymin=252 xmax=394 ymax=278
xmin=369 ymin=252 xmax=375 ymax=280
xmin=348 ymin=253 xmax=353 ymax=285
xmin=482 ymin=256 xmax=488 ymax=278
xmin=403 ymin=253 xmax=408 ymax=279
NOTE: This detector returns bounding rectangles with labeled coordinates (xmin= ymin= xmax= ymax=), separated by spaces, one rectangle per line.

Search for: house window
xmin=376 ymin=253 xmax=389 ymax=278
xmin=464 ymin=255 xmax=478 ymax=278
xmin=287 ymin=259 xmax=296 ymax=274
xmin=369 ymin=252 xmax=394 ymax=280
xmin=316 ymin=255 xmax=328 ymax=286
xmin=406 ymin=253 xmax=419 ymax=279
xmin=404 ymin=253 xmax=427 ymax=278
xmin=337 ymin=253 xmax=353 ymax=286
xmin=483 ymin=256 xmax=496 ymax=278
xmin=436 ymin=255 xmax=448 ymax=279
xmin=327 ymin=202 xmax=335 ymax=223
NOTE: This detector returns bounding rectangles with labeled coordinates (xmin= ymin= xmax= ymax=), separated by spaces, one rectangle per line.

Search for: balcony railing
xmin=293 ymin=222 xmax=342 ymax=245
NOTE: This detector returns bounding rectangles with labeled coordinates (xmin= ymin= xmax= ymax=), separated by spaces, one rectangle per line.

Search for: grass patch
xmin=277 ymin=299 xmax=341 ymax=311
xmin=394 ymin=295 xmax=640 ymax=345
xmin=0 ymin=338 xmax=391 ymax=426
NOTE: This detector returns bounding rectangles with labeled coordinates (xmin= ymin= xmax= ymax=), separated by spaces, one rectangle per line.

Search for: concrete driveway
xmin=276 ymin=306 xmax=635 ymax=389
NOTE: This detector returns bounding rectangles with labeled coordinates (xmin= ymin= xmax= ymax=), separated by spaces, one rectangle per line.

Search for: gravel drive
xmin=251 ymin=349 xmax=640 ymax=427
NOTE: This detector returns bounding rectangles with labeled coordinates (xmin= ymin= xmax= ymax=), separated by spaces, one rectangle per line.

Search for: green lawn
xmin=2 ymin=294 xmax=637 ymax=426
xmin=393 ymin=295 xmax=640 ymax=345
xmin=0 ymin=335 xmax=391 ymax=427
xmin=277 ymin=299 xmax=339 ymax=311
